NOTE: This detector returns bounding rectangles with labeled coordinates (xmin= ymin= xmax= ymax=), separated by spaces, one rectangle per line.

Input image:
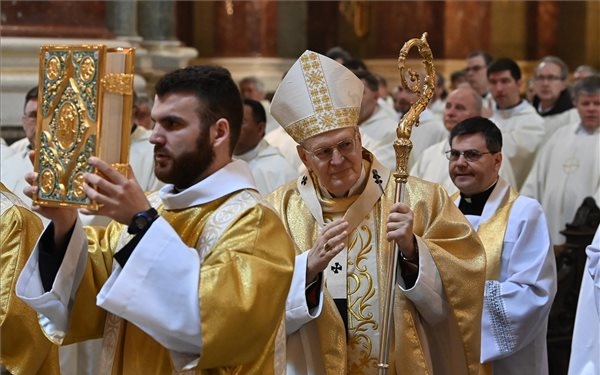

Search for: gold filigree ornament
xmin=46 ymin=56 xmax=62 ymax=81
xmin=40 ymin=169 xmax=56 ymax=195
xmin=101 ymin=73 xmax=134 ymax=95
xmin=79 ymin=56 xmax=96 ymax=82
xmin=72 ymin=173 xmax=86 ymax=198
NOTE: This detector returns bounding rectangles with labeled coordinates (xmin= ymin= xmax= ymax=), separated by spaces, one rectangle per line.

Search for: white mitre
xmin=270 ymin=50 xmax=364 ymax=144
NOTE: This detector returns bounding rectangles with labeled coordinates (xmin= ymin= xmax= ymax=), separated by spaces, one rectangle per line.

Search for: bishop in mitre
xmin=267 ymin=50 xmax=486 ymax=375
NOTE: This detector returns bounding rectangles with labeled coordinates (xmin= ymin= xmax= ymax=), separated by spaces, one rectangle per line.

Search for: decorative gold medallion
xmin=46 ymin=56 xmax=62 ymax=81
xmin=79 ymin=56 xmax=96 ymax=82
xmin=40 ymin=169 xmax=55 ymax=194
xmin=72 ymin=173 xmax=85 ymax=198
xmin=57 ymin=102 xmax=79 ymax=150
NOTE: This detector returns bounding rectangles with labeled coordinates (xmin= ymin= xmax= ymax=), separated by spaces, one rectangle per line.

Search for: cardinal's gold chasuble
xmin=268 ymin=151 xmax=486 ymax=375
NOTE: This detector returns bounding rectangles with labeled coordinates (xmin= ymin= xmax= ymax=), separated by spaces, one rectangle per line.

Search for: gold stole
xmin=452 ymin=185 xmax=519 ymax=375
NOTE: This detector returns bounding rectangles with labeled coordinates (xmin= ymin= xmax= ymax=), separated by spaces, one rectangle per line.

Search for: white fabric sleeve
xmin=285 ymin=251 xmax=324 ymax=335
xmin=96 ymin=217 xmax=202 ymax=357
xmin=15 ymin=218 xmax=88 ymax=343
xmin=481 ymin=201 xmax=557 ymax=362
xmin=397 ymin=236 xmax=449 ymax=325
xmin=585 ymin=227 xmax=600 ymax=313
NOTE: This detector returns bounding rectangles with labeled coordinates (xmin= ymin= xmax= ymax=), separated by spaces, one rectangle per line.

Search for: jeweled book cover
xmin=33 ymin=45 xmax=135 ymax=209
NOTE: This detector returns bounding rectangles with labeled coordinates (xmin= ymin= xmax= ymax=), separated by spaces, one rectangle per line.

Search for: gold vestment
xmin=268 ymin=152 xmax=486 ymax=375
xmin=59 ymin=192 xmax=295 ymax=374
xmin=1 ymin=183 xmax=60 ymax=375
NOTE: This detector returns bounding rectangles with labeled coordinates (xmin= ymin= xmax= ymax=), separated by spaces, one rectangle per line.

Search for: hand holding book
xmin=80 ymin=157 xmax=150 ymax=225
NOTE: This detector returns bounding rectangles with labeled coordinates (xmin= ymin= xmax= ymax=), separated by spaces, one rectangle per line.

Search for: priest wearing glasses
xmin=448 ymin=116 xmax=557 ymax=375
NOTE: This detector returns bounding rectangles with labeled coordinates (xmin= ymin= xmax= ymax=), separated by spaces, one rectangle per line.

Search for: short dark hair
xmin=353 ymin=70 xmax=379 ymax=92
xmin=24 ymin=86 xmax=38 ymax=112
xmin=449 ymin=116 xmax=503 ymax=153
xmin=467 ymin=50 xmax=493 ymax=66
xmin=243 ymin=98 xmax=266 ymax=125
xmin=155 ymin=65 xmax=243 ymax=154
xmin=326 ymin=46 xmax=352 ymax=64
xmin=487 ymin=58 xmax=522 ymax=81
xmin=572 ymin=75 xmax=600 ymax=103
xmin=343 ymin=58 xmax=368 ymax=72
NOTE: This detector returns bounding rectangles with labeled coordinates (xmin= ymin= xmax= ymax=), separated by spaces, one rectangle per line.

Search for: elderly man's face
xmin=534 ymin=62 xmax=567 ymax=106
xmin=443 ymin=88 xmax=481 ymax=131
xmin=239 ymin=82 xmax=265 ymax=101
xmin=298 ymin=127 xmax=363 ymax=197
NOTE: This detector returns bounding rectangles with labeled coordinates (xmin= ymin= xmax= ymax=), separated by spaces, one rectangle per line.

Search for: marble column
xmin=106 ymin=0 xmax=141 ymax=43
xmin=137 ymin=0 xmax=197 ymax=72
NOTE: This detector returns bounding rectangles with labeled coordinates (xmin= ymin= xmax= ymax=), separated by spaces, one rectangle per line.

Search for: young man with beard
xmin=268 ymin=50 xmax=486 ymax=375
xmin=16 ymin=66 xmax=295 ymax=374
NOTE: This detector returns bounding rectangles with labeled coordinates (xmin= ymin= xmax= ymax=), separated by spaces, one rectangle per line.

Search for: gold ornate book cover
xmin=33 ymin=45 xmax=135 ymax=209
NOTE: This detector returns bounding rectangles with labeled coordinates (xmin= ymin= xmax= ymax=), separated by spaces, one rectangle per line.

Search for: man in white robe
xmin=531 ymin=56 xmax=578 ymax=141
xmin=569 ymin=227 xmax=600 ymax=375
xmin=449 ymin=117 xmax=557 ymax=375
xmin=521 ymin=75 xmax=600 ymax=246
xmin=488 ymin=58 xmax=545 ymax=189
xmin=238 ymin=76 xmax=279 ymax=135
xmin=234 ymin=98 xmax=296 ymax=195
xmin=411 ymin=86 xmax=516 ymax=195
xmin=269 ymin=50 xmax=486 ymax=375
xmin=357 ymin=71 xmax=447 ymax=170
xmin=2 ymin=87 xmax=39 ymax=206
xmin=352 ymin=70 xmax=399 ymax=170
xmin=16 ymin=65 xmax=295 ymax=374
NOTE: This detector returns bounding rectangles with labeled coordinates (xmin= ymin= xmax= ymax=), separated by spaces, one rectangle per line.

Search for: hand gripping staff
xmin=377 ymin=32 xmax=436 ymax=374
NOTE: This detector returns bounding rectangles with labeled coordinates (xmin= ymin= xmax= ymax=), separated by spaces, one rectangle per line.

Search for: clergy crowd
xmin=1 ymin=45 xmax=599 ymax=375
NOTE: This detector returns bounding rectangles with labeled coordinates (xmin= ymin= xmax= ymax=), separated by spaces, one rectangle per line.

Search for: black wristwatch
xmin=127 ymin=207 xmax=159 ymax=234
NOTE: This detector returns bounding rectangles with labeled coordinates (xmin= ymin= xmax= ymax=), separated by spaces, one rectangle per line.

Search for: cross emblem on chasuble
xmin=331 ymin=262 xmax=343 ymax=273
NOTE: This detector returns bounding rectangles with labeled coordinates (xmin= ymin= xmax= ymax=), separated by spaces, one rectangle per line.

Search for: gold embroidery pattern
xmin=347 ymin=224 xmax=379 ymax=374
xmin=286 ymin=107 xmax=360 ymax=144
xmin=102 ymin=73 xmax=134 ymax=95
xmin=285 ymin=50 xmax=360 ymax=143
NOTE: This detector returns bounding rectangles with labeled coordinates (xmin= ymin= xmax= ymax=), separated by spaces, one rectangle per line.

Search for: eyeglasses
xmin=465 ymin=65 xmax=485 ymax=73
xmin=303 ymin=136 xmax=357 ymax=161
xmin=534 ymin=75 xmax=564 ymax=82
xmin=445 ymin=149 xmax=496 ymax=162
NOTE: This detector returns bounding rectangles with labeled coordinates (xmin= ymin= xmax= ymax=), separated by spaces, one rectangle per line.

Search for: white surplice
xmin=569 ymin=227 xmax=600 ymax=375
xmin=491 ymin=100 xmax=545 ymax=189
xmin=264 ymin=126 xmax=304 ymax=173
xmin=521 ymin=122 xmax=600 ymax=246
xmin=454 ymin=178 xmax=557 ymax=375
xmin=234 ymin=139 xmax=297 ymax=195
xmin=541 ymin=107 xmax=580 ymax=143
xmin=410 ymin=140 xmax=517 ymax=196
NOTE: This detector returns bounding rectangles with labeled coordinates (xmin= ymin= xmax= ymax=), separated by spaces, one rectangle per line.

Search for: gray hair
xmin=238 ymin=76 xmax=265 ymax=93
xmin=535 ymin=56 xmax=569 ymax=80
xmin=572 ymin=75 xmax=600 ymax=103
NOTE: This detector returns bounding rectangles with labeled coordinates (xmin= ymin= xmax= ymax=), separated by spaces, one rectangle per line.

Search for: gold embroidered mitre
xmin=270 ymin=50 xmax=363 ymax=144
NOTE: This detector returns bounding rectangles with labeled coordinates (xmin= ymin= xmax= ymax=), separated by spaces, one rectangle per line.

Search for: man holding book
xmin=16 ymin=65 xmax=295 ymax=374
